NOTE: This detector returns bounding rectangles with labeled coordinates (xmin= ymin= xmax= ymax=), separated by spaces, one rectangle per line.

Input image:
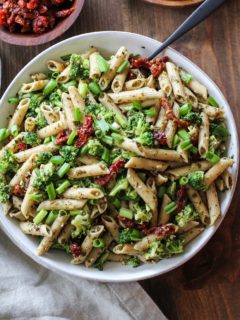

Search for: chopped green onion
xmin=79 ymin=83 xmax=88 ymax=98
xmin=208 ymin=96 xmax=219 ymax=107
xmin=10 ymin=124 xmax=19 ymax=137
xmin=8 ymin=97 xmax=19 ymax=105
xmin=51 ymin=155 xmax=65 ymax=165
xmin=115 ymin=114 xmax=127 ymax=128
xmin=88 ymin=82 xmax=102 ymax=95
xmin=117 ymin=61 xmax=129 ymax=74
xmin=101 ymin=135 xmax=113 ymax=146
xmin=73 ymin=108 xmax=82 ymax=122
xmin=210 ymin=124 xmax=230 ymax=140
xmin=93 ymin=238 xmax=105 ymax=248
xmin=27 ymin=193 xmax=43 ymax=202
xmin=112 ymin=198 xmax=121 ymax=209
xmin=167 ymin=181 xmax=177 ymax=199
xmin=57 ymin=163 xmax=71 ymax=178
xmin=62 ymin=80 xmax=77 ymax=91
xmin=206 ymin=151 xmax=220 ymax=164
xmin=172 ymin=134 xmax=180 ymax=148
xmin=180 ymin=140 xmax=193 ymax=151
xmin=69 ymin=210 xmax=82 ymax=215
xmin=178 ymin=129 xmax=191 ymax=141
xmin=164 ymin=201 xmax=177 ymax=214
xmin=0 ymin=128 xmax=10 ymax=142
xmin=45 ymin=210 xmax=58 ymax=225
xmin=179 ymin=103 xmax=192 ymax=116
xmin=119 ymin=208 xmax=133 ymax=219
xmin=144 ymin=107 xmax=158 ymax=117
xmin=46 ymin=182 xmax=56 ymax=200
xmin=51 ymin=136 xmax=56 ymax=144
xmin=33 ymin=209 xmax=48 ymax=225
xmin=82 ymin=58 xmax=90 ymax=69
xmin=179 ymin=176 xmax=188 ymax=186
xmin=67 ymin=130 xmax=77 ymax=145
xmin=43 ymin=137 xmax=51 ymax=144
xmin=96 ymin=118 xmax=110 ymax=133
xmin=101 ymin=147 xmax=110 ymax=163
xmin=56 ymin=180 xmax=71 ymax=194
xmin=51 ymin=72 xmax=59 ymax=79
xmin=79 ymin=144 xmax=89 ymax=155
xmin=181 ymin=72 xmax=192 ymax=84
xmin=157 ymin=186 xmax=166 ymax=198
xmin=96 ymin=55 xmax=109 ymax=73
xmin=132 ymin=100 xmax=142 ymax=110
xmin=43 ymin=79 xmax=57 ymax=96
xmin=111 ymin=133 xmax=124 ymax=144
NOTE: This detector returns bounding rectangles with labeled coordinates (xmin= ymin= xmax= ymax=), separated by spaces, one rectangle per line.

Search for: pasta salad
xmin=0 ymin=46 xmax=233 ymax=270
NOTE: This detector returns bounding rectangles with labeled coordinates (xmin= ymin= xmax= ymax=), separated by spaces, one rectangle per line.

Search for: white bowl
xmin=0 ymin=31 xmax=238 ymax=282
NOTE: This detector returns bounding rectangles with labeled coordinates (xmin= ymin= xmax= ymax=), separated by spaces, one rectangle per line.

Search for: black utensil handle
xmin=148 ymin=0 xmax=225 ymax=60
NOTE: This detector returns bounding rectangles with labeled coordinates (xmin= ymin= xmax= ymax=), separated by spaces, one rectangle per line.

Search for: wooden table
xmin=0 ymin=0 xmax=239 ymax=319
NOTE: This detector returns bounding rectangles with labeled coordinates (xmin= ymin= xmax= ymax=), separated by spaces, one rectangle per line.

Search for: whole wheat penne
xmin=20 ymin=222 xmax=52 ymax=237
xmin=68 ymin=163 xmax=109 ymax=179
xmin=186 ymin=186 xmax=209 ymax=225
xmin=206 ymin=183 xmax=221 ymax=225
xmin=37 ymin=199 xmax=87 ymax=211
xmin=63 ymin=187 xmax=104 ymax=200
xmin=204 ymin=158 xmax=234 ymax=186
xmin=14 ymin=142 xmax=58 ymax=163
xmin=125 ymin=157 xmax=168 ymax=171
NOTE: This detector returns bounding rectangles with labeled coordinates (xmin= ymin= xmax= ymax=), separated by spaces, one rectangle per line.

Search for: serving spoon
xmin=148 ymin=0 xmax=225 ymax=60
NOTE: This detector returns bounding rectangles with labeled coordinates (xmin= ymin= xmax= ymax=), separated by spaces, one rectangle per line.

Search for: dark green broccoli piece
xmin=134 ymin=131 xmax=154 ymax=146
xmin=35 ymin=152 xmax=53 ymax=166
xmin=133 ymin=200 xmax=152 ymax=223
xmin=181 ymin=112 xmax=202 ymax=125
xmin=52 ymin=242 xmax=71 ymax=253
xmin=128 ymin=112 xmax=154 ymax=146
xmin=210 ymin=123 xmax=230 ymax=141
xmin=0 ymin=149 xmax=19 ymax=174
xmin=125 ymin=256 xmax=141 ymax=268
xmin=59 ymin=146 xmax=79 ymax=164
xmin=36 ymin=112 xmax=48 ymax=129
xmin=49 ymin=90 xmax=62 ymax=108
xmin=188 ymin=170 xmax=206 ymax=191
xmin=69 ymin=54 xmax=82 ymax=79
xmin=0 ymin=176 xmax=10 ymax=203
xmin=175 ymin=204 xmax=199 ymax=227
xmin=26 ymin=94 xmax=43 ymax=118
xmin=24 ymin=132 xmax=41 ymax=146
xmin=118 ymin=228 xmax=142 ymax=244
xmin=109 ymin=178 xmax=129 ymax=197
xmin=94 ymin=251 xmax=109 ymax=271
xmin=86 ymin=139 xmax=104 ymax=157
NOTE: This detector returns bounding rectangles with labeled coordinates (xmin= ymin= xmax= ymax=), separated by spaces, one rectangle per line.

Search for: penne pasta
xmin=63 ymin=187 xmax=104 ymax=200
xmin=68 ymin=163 xmax=109 ymax=179
xmin=204 ymin=158 xmax=234 ymax=186
xmin=8 ymin=98 xmax=30 ymax=128
xmin=186 ymin=186 xmax=209 ymax=225
xmin=206 ymin=183 xmax=221 ymax=225
xmin=20 ymin=222 xmax=52 ymax=237
xmin=37 ymin=199 xmax=87 ymax=211
xmin=166 ymin=62 xmax=186 ymax=103
xmin=14 ymin=142 xmax=58 ymax=163
xmin=125 ymin=157 xmax=168 ymax=172
xmin=108 ymin=88 xmax=164 ymax=104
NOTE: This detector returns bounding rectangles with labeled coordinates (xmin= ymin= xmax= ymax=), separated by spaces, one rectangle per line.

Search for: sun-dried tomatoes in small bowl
xmin=0 ymin=0 xmax=85 ymax=45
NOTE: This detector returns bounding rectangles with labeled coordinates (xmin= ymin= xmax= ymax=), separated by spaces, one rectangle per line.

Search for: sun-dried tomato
xmin=16 ymin=141 xmax=28 ymax=151
xmin=12 ymin=183 xmax=26 ymax=196
xmin=176 ymin=186 xmax=186 ymax=213
xmin=131 ymin=56 xmax=169 ymax=78
xmin=160 ymin=98 xmax=189 ymax=127
xmin=143 ymin=224 xmax=177 ymax=238
xmin=56 ymin=130 xmax=69 ymax=145
xmin=118 ymin=216 xmax=135 ymax=229
xmin=154 ymin=131 xmax=167 ymax=145
xmin=75 ymin=115 xmax=94 ymax=149
xmin=95 ymin=159 xmax=125 ymax=186
xmin=55 ymin=8 xmax=74 ymax=18
xmin=70 ymin=242 xmax=81 ymax=258
xmin=32 ymin=15 xmax=48 ymax=33
xmin=26 ymin=0 xmax=38 ymax=10
xmin=131 ymin=57 xmax=152 ymax=69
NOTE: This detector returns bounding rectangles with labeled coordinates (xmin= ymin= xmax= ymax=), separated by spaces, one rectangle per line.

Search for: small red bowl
xmin=0 ymin=0 xmax=85 ymax=46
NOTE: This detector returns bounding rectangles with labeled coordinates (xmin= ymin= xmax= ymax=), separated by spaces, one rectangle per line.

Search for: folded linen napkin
xmin=0 ymin=230 xmax=167 ymax=320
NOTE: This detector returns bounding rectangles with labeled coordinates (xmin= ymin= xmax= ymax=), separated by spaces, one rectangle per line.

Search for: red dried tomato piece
xmin=70 ymin=242 xmax=81 ymax=258
xmin=16 ymin=142 xmax=28 ymax=151
xmin=12 ymin=184 xmax=26 ymax=197
xmin=74 ymin=115 xmax=94 ymax=149
xmin=26 ymin=0 xmax=38 ymax=10
xmin=51 ymin=0 xmax=65 ymax=5
xmin=118 ymin=216 xmax=135 ymax=229
xmin=56 ymin=130 xmax=69 ymax=145
xmin=160 ymin=98 xmax=189 ymax=127
xmin=32 ymin=15 xmax=49 ymax=33
xmin=131 ymin=57 xmax=152 ymax=69
xmin=55 ymin=8 xmax=74 ymax=18
xmin=0 ymin=9 xmax=8 ymax=25
xmin=95 ymin=159 xmax=125 ymax=186
xmin=154 ymin=131 xmax=167 ymax=145
xmin=144 ymin=224 xmax=177 ymax=238
xmin=176 ymin=186 xmax=186 ymax=213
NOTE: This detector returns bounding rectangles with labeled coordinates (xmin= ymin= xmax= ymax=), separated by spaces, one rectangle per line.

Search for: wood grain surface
xmin=0 ymin=0 xmax=239 ymax=319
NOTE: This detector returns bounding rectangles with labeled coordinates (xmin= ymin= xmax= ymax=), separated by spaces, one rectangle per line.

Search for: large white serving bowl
xmin=0 ymin=32 xmax=238 ymax=282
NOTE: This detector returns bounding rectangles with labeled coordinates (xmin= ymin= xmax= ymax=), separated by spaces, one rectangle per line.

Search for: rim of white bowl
xmin=0 ymin=31 xmax=239 ymax=282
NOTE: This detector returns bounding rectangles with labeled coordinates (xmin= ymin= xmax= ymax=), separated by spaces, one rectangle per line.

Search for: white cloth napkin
xmin=0 ymin=230 xmax=167 ymax=320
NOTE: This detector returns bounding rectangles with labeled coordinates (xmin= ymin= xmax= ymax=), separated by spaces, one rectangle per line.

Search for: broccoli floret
xmin=109 ymin=178 xmax=129 ymax=197
xmin=210 ymin=123 xmax=230 ymax=141
xmin=188 ymin=170 xmax=206 ymax=191
xmin=26 ymin=94 xmax=43 ymax=118
xmin=85 ymin=104 xmax=114 ymax=122
xmin=71 ymin=177 xmax=97 ymax=188
xmin=0 ymin=149 xmax=19 ymax=174
xmin=52 ymin=242 xmax=71 ymax=253
xmin=118 ymin=228 xmax=142 ymax=244
xmin=144 ymin=237 xmax=184 ymax=261
xmin=125 ymin=256 xmax=141 ymax=268
xmin=71 ymin=208 xmax=90 ymax=238
xmin=182 ymin=112 xmax=202 ymax=125
xmin=35 ymin=152 xmax=53 ymax=166
xmin=24 ymin=132 xmax=41 ymax=146
xmin=0 ymin=176 xmax=10 ymax=203
xmin=133 ymin=201 xmax=152 ymax=223
xmin=175 ymin=204 xmax=199 ymax=227
xmin=134 ymin=131 xmax=154 ymax=146
xmin=49 ymin=90 xmax=62 ymax=108
xmin=122 ymin=187 xmax=139 ymax=200
xmin=36 ymin=112 xmax=48 ymax=129
xmin=209 ymin=135 xmax=220 ymax=153
xmin=60 ymin=146 xmax=79 ymax=164
xmin=32 ymin=163 xmax=55 ymax=189
xmin=86 ymin=139 xmax=104 ymax=157
xmin=69 ymin=54 xmax=82 ymax=79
